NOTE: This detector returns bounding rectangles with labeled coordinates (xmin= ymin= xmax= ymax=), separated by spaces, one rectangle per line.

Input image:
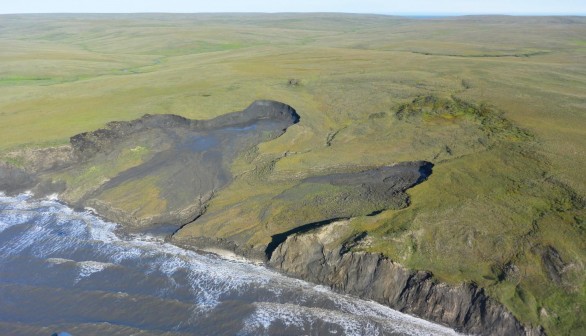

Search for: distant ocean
xmin=0 ymin=193 xmax=460 ymax=336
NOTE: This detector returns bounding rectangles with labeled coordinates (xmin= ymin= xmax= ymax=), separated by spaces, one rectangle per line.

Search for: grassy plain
xmin=0 ymin=14 xmax=585 ymax=334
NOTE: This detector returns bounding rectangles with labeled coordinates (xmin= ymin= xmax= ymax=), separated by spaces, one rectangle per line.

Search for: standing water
xmin=0 ymin=193 xmax=460 ymax=336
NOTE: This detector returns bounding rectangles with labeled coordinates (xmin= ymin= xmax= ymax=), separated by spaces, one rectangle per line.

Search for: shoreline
xmin=0 ymin=188 xmax=544 ymax=335
xmin=172 ymin=219 xmax=545 ymax=336
xmin=0 ymin=98 xmax=546 ymax=335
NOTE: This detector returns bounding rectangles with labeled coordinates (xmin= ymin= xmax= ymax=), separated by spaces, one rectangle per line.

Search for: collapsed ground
xmin=0 ymin=14 xmax=584 ymax=335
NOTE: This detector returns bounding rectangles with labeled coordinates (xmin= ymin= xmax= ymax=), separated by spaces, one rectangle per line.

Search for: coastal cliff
xmin=0 ymin=100 xmax=549 ymax=335
xmin=267 ymin=221 xmax=545 ymax=336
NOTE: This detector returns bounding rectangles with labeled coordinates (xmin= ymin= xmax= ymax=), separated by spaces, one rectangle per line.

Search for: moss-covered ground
xmin=1 ymin=14 xmax=584 ymax=335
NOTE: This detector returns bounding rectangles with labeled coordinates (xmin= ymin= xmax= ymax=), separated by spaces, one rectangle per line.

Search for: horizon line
xmin=0 ymin=11 xmax=585 ymax=17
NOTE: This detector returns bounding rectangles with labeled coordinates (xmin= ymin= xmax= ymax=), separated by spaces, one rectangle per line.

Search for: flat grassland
xmin=0 ymin=14 xmax=584 ymax=334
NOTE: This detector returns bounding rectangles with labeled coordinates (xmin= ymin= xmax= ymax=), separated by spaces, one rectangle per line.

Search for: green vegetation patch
xmin=396 ymin=95 xmax=533 ymax=142
xmin=359 ymin=101 xmax=585 ymax=333
xmin=1 ymin=14 xmax=585 ymax=335
xmin=99 ymin=175 xmax=168 ymax=219
xmin=50 ymin=144 xmax=153 ymax=203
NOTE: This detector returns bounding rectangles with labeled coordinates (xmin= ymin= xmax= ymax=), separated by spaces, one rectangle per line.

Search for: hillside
xmin=0 ymin=14 xmax=584 ymax=335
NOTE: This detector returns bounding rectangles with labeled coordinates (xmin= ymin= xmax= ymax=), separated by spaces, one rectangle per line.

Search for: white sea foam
xmin=46 ymin=193 xmax=60 ymax=201
xmin=46 ymin=257 xmax=74 ymax=264
xmin=0 ymin=211 xmax=34 ymax=233
xmin=0 ymin=224 xmax=49 ymax=256
xmin=242 ymin=301 xmax=460 ymax=336
xmin=0 ymin=193 xmax=464 ymax=335
xmin=75 ymin=260 xmax=115 ymax=283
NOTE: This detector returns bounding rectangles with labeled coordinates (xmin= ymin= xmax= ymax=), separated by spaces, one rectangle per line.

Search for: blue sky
xmin=1 ymin=0 xmax=585 ymax=15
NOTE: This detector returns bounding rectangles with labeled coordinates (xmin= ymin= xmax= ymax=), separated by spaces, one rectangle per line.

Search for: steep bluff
xmin=268 ymin=221 xmax=545 ymax=336
xmin=0 ymin=99 xmax=548 ymax=335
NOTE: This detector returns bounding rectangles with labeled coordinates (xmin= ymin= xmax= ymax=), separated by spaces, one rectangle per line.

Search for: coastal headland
xmin=1 ymin=14 xmax=584 ymax=335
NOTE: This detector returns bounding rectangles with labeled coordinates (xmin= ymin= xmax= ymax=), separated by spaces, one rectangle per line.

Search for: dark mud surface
xmin=262 ymin=161 xmax=434 ymax=259
xmin=0 ymin=100 xmax=537 ymax=335
xmin=50 ymin=100 xmax=299 ymax=232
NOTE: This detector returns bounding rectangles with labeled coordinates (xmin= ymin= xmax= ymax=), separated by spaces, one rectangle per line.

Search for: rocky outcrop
xmin=0 ymin=99 xmax=547 ymax=335
xmin=268 ymin=221 xmax=545 ymax=336
xmin=170 ymin=155 xmax=545 ymax=334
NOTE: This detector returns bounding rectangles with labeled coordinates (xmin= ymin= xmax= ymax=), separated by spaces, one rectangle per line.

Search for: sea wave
xmin=0 ymin=193 xmax=460 ymax=335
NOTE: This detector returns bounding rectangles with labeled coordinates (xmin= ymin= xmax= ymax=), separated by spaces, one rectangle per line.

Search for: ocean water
xmin=0 ymin=193 xmax=460 ymax=336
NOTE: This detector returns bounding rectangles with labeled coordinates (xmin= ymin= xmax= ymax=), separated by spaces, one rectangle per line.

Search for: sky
xmin=1 ymin=0 xmax=585 ymax=16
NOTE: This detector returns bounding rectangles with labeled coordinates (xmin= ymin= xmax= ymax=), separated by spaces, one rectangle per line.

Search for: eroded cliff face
xmin=268 ymin=221 xmax=545 ymax=336
xmin=0 ymin=99 xmax=548 ymax=335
